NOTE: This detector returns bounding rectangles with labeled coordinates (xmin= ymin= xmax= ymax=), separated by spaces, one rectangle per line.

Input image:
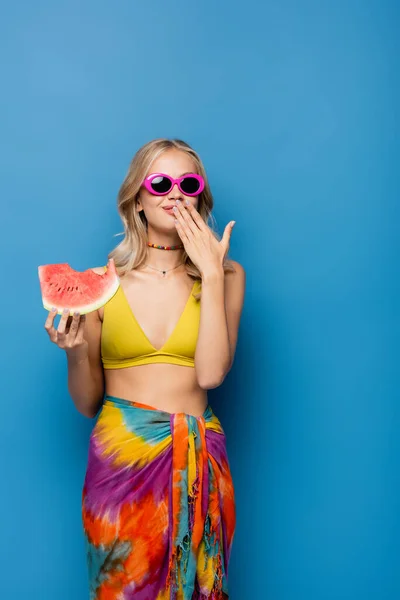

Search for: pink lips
xmin=162 ymin=206 xmax=175 ymax=215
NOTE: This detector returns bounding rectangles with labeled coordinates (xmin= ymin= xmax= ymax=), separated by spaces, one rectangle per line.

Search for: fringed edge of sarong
xmin=166 ymin=511 xmax=225 ymax=600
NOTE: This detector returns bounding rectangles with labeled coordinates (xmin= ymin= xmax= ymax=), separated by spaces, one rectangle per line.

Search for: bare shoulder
xmin=224 ymin=259 xmax=246 ymax=309
xmin=225 ymin=259 xmax=246 ymax=286
xmin=225 ymin=259 xmax=245 ymax=277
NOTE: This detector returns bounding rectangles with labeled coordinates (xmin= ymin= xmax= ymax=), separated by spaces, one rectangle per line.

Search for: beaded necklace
xmin=146 ymin=241 xmax=185 ymax=277
xmin=147 ymin=242 xmax=184 ymax=250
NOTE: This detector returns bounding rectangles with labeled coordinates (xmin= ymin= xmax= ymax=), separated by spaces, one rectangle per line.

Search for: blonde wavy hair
xmin=108 ymin=138 xmax=236 ymax=298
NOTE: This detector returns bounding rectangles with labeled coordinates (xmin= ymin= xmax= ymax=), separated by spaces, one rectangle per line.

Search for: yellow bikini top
xmin=100 ymin=268 xmax=201 ymax=369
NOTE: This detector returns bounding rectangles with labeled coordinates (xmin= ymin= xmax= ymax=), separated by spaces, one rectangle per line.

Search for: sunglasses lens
xmin=180 ymin=176 xmax=201 ymax=195
xmin=150 ymin=176 xmax=171 ymax=194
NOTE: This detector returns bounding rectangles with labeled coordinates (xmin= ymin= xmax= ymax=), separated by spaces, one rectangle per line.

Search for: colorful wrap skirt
xmin=82 ymin=395 xmax=236 ymax=599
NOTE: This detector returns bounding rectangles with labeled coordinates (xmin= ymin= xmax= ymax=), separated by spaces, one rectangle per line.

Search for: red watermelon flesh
xmin=38 ymin=258 xmax=120 ymax=315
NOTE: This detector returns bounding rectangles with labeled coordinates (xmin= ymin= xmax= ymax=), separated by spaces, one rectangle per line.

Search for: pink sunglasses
xmin=142 ymin=173 xmax=205 ymax=196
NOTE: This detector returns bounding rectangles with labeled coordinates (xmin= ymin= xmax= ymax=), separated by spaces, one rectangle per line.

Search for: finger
xmin=221 ymin=221 xmax=235 ymax=250
xmin=175 ymin=201 xmax=198 ymax=236
xmin=174 ymin=215 xmax=189 ymax=243
xmin=44 ymin=307 xmax=58 ymax=342
xmin=65 ymin=315 xmax=74 ymax=334
xmin=184 ymin=201 xmax=208 ymax=232
xmin=56 ymin=308 xmax=71 ymax=343
xmin=67 ymin=311 xmax=81 ymax=343
xmin=75 ymin=314 xmax=87 ymax=344
xmin=173 ymin=204 xmax=191 ymax=240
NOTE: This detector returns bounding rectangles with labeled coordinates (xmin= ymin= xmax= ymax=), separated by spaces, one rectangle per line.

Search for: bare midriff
xmin=103 ymin=363 xmax=208 ymax=417
xmin=97 ymin=307 xmax=208 ymax=418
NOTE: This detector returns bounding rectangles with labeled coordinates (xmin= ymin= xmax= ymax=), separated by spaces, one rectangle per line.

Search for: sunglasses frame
xmin=142 ymin=172 xmax=205 ymax=197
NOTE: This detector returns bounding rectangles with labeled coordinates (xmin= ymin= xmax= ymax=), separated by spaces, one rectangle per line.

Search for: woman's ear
xmin=135 ymin=197 xmax=143 ymax=212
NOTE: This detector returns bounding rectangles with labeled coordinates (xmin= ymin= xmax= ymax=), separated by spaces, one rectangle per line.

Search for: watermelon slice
xmin=38 ymin=258 xmax=120 ymax=315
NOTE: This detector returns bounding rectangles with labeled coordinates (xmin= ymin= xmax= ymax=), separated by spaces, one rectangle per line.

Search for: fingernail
xmin=173 ymin=206 xmax=177 ymax=212
xmin=74 ymin=311 xmax=80 ymax=317
xmin=231 ymin=221 xmax=236 ymax=227
xmin=63 ymin=308 xmax=69 ymax=314
xmin=51 ymin=307 xmax=57 ymax=312
xmin=185 ymin=199 xmax=190 ymax=206
xmin=176 ymin=199 xmax=181 ymax=205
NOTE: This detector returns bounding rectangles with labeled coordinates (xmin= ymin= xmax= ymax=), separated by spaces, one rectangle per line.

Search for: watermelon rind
xmin=38 ymin=260 xmax=120 ymax=315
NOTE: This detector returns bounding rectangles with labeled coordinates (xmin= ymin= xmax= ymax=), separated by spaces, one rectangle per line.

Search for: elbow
xmin=74 ymin=396 xmax=103 ymax=419
xmin=87 ymin=397 xmax=104 ymax=419
xmin=81 ymin=406 xmax=100 ymax=419
xmin=195 ymin=355 xmax=233 ymax=390
xmin=76 ymin=405 xmax=99 ymax=419
xmin=197 ymin=370 xmax=228 ymax=390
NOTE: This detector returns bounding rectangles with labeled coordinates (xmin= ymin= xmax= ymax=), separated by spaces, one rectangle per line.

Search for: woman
xmin=44 ymin=138 xmax=246 ymax=599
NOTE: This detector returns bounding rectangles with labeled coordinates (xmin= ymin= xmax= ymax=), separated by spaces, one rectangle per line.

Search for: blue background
xmin=1 ymin=1 xmax=399 ymax=598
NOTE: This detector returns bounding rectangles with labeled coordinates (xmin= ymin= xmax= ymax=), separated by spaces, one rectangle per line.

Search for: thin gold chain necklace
xmin=144 ymin=261 xmax=185 ymax=278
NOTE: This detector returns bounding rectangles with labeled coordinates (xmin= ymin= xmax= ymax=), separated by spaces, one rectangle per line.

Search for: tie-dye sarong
xmin=82 ymin=395 xmax=236 ymax=599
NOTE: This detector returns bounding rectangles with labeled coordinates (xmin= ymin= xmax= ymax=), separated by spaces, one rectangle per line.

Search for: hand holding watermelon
xmin=44 ymin=309 xmax=88 ymax=358
xmin=39 ymin=258 xmax=120 ymax=358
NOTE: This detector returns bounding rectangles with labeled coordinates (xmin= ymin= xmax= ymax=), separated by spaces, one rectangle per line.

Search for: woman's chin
xmin=149 ymin=220 xmax=181 ymax=240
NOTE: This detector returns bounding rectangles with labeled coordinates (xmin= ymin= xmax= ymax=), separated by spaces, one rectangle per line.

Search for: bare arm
xmin=194 ymin=260 xmax=246 ymax=389
xmin=44 ymin=267 xmax=106 ymax=419
xmin=66 ymin=309 xmax=105 ymax=418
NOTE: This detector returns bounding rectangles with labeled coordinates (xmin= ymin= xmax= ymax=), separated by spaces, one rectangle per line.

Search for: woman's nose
xmin=168 ymin=183 xmax=182 ymax=199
